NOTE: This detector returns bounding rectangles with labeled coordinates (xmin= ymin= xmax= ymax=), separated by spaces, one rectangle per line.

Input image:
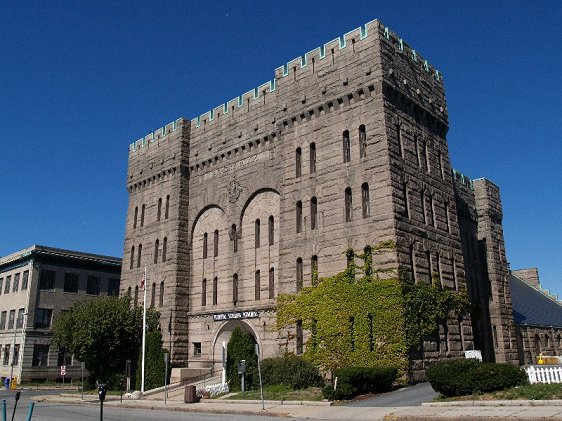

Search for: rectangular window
xmin=32 ymin=344 xmax=49 ymax=367
xmin=64 ymin=273 xmax=79 ymax=293
xmin=35 ymin=308 xmax=53 ymax=329
xmin=12 ymin=344 xmax=20 ymax=366
xmin=57 ymin=348 xmax=72 ymax=366
xmin=345 ymin=188 xmax=352 ymax=222
xmin=232 ymin=274 xmax=238 ymax=305
xmin=212 ymin=277 xmax=218 ymax=305
xmin=203 ymin=233 xmax=208 ymax=259
xmin=296 ymin=320 xmax=303 ymax=355
xmin=296 ymin=258 xmax=303 ymax=291
xmin=4 ymin=275 xmax=11 ymax=294
xmin=232 ymin=225 xmax=238 ymax=253
xmin=3 ymin=345 xmax=10 ymax=365
xmin=16 ymin=308 xmax=25 ymax=329
xmin=22 ymin=271 xmax=29 ymax=290
xmin=0 ymin=278 xmax=3 ymax=295
xmin=268 ymin=216 xmax=274 ymax=246
xmin=359 ymin=125 xmax=367 ymax=158
xmin=0 ymin=312 xmax=6 ymax=330
xmin=8 ymin=310 xmax=15 ymax=330
xmin=39 ymin=270 xmax=55 ymax=290
xmin=165 ymin=195 xmax=170 ymax=219
xmin=255 ymin=270 xmax=260 ymax=301
xmin=361 ymin=183 xmax=370 ymax=218
xmin=86 ymin=276 xmax=100 ymax=295
xmin=159 ymin=282 xmax=164 ymax=307
xmin=193 ymin=342 xmax=202 ymax=356
xmin=108 ymin=278 xmax=120 ymax=296
xmin=13 ymin=273 xmax=20 ymax=292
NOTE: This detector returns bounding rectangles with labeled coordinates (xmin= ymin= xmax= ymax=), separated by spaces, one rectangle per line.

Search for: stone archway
xmin=211 ymin=320 xmax=261 ymax=370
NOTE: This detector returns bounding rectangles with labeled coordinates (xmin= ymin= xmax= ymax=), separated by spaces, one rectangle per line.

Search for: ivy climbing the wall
xmin=276 ymin=242 xmax=470 ymax=375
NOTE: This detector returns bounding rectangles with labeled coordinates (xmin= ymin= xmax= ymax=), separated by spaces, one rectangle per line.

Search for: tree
xmin=226 ymin=327 xmax=258 ymax=390
xmin=53 ymin=295 xmax=142 ymax=388
xmin=135 ymin=312 xmax=170 ymax=391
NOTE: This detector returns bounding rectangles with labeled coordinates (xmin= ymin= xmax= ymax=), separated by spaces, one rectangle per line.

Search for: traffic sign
xmin=61 ymin=365 xmax=66 ymax=376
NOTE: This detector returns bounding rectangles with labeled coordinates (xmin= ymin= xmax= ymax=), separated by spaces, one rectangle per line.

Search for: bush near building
xmin=426 ymin=359 xmax=528 ymax=397
xmin=261 ymin=355 xmax=324 ymax=390
xmin=226 ymin=327 xmax=258 ymax=391
xmin=322 ymin=366 xmax=398 ymax=400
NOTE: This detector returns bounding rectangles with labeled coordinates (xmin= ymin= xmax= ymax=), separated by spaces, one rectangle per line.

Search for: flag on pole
xmin=140 ymin=269 xmax=146 ymax=291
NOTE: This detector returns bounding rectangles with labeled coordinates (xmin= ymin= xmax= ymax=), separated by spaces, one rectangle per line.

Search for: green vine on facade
xmin=276 ymin=243 xmax=470 ymax=374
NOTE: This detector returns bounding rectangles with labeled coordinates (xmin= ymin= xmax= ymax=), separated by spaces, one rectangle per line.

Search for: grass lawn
xmin=224 ymin=385 xmax=324 ymax=401
xmin=436 ymin=383 xmax=562 ymax=401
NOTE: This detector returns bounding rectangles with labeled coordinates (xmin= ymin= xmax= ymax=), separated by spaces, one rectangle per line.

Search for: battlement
xmin=128 ymin=117 xmax=186 ymax=155
xmin=452 ymin=168 xmax=474 ymax=190
xmin=128 ymin=19 xmax=445 ymax=154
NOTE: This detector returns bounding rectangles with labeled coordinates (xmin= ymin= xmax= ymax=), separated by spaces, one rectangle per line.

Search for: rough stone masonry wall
xmin=121 ymin=120 xmax=192 ymax=363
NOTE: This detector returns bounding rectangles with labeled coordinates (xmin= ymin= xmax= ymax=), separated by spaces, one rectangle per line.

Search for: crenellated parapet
xmin=128 ymin=117 xmax=186 ymax=155
xmin=452 ymin=168 xmax=474 ymax=190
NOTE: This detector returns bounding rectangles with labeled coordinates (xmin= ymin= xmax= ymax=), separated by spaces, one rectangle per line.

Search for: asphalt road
xmin=345 ymin=382 xmax=438 ymax=407
xmin=0 ymin=389 xmax=290 ymax=421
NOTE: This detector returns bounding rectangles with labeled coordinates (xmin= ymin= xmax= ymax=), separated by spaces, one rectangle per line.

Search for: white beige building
xmin=0 ymin=245 xmax=120 ymax=383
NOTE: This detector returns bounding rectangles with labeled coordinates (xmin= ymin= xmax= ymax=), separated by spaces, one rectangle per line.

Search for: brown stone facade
xmin=120 ymin=20 xmax=519 ymax=375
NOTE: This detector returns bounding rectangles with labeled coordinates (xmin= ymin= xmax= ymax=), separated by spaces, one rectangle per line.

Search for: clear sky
xmin=1 ymin=1 xmax=560 ymax=294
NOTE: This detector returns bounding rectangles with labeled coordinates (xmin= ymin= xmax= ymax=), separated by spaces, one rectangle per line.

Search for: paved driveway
xmin=345 ymin=382 xmax=438 ymax=407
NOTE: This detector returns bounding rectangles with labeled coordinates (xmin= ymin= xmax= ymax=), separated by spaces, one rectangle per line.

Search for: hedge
xmin=323 ymin=366 xmax=397 ymax=400
xmin=426 ymin=359 xmax=528 ymax=397
xmin=261 ymin=355 xmax=324 ymax=390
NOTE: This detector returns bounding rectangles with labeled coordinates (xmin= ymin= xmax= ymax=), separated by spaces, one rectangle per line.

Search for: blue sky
xmin=1 ymin=1 xmax=560 ymax=294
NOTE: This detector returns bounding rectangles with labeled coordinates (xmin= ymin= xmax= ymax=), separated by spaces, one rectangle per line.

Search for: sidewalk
xmin=34 ymin=392 xmax=562 ymax=420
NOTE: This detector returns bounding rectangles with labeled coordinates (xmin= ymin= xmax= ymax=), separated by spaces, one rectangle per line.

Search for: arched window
xmin=403 ymin=182 xmax=409 ymax=218
xmin=162 ymin=237 xmax=167 ymax=262
xmin=201 ymin=278 xmax=207 ymax=306
xmin=420 ymin=190 xmax=426 ymax=224
xmin=203 ymin=233 xmax=208 ymax=259
xmin=255 ymin=270 xmax=261 ymax=300
xmin=345 ymin=187 xmax=352 ymax=222
xmin=232 ymin=274 xmax=239 ymax=305
xmin=213 ymin=277 xmax=218 ymax=305
xmin=428 ymin=194 xmax=435 ymax=227
xmin=309 ymin=143 xmax=316 ymax=174
xmin=413 ymin=134 xmax=420 ymax=166
xmin=159 ymin=281 xmax=164 ymax=307
xmin=409 ymin=244 xmax=416 ymax=283
xmin=359 ymin=125 xmax=367 ymax=158
xmin=342 ymin=130 xmax=351 ymax=163
xmin=269 ymin=268 xmax=274 ymax=299
xmin=232 ymin=224 xmax=238 ymax=253
xmin=151 ymin=282 xmax=156 ymax=308
xmin=140 ymin=204 xmax=146 ymax=227
xmin=165 ymin=195 xmax=170 ymax=219
xmin=127 ymin=286 xmax=131 ymax=297
xmin=214 ymin=230 xmax=219 ymax=257
xmin=133 ymin=206 xmax=138 ymax=229
xmin=296 ymin=201 xmax=303 ymax=233
xmin=311 ymin=255 xmax=318 ymax=285
xmin=157 ymin=198 xmax=162 ymax=222
xmin=361 ymin=183 xmax=370 ymax=218
xmin=255 ymin=219 xmax=261 ymax=248
xmin=424 ymin=141 xmax=430 ymax=173
xmin=154 ymin=240 xmax=159 ymax=264
xmin=310 ymin=197 xmax=317 ymax=230
xmin=137 ymin=244 xmax=142 ymax=268
xmin=396 ymin=123 xmax=403 ymax=157
xmin=268 ymin=216 xmax=274 ymax=245
xmin=130 ymin=246 xmax=135 ymax=269
xmin=295 ymin=147 xmax=302 ymax=178
xmin=534 ymin=334 xmax=541 ymax=355
xmin=296 ymin=258 xmax=303 ymax=291
xmin=427 ymin=250 xmax=432 ymax=284
xmin=444 ymin=202 xmax=450 ymax=233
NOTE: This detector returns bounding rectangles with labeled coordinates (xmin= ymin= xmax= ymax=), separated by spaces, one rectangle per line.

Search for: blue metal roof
xmin=510 ymin=274 xmax=562 ymax=328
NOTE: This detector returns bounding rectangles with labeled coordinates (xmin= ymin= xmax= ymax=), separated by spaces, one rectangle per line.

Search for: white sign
xmin=60 ymin=365 xmax=66 ymax=376
xmin=213 ymin=311 xmax=259 ymax=321
xmin=464 ymin=350 xmax=482 ymax=361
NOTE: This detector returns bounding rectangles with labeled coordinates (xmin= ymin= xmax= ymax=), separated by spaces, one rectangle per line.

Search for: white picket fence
xmin=524 ymin=365 xmax=562 ymax=384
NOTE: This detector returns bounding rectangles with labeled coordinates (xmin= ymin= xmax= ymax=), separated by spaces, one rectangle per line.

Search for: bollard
xmin=25 ymin=403 xmax=34 ymax=421
xmin=2 ymin=399 xmax=6 ymax=421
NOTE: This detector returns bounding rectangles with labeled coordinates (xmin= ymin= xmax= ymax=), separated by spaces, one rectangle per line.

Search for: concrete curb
xmin=423 ymin=399 xmax=562 ymax=407
xmin=203 ymin=398 xmax=332 ymax=406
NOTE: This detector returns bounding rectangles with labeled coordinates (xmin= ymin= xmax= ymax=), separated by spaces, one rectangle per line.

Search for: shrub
xmin=227 ymin=328 xmax=258 ymax=391
xmin=323 ymin=366 xmax=398 ymax=400
xmin=261 ymin=355 xmax=324 ymax=390
xmin=426 ymin=359 xmax=528 ymax=397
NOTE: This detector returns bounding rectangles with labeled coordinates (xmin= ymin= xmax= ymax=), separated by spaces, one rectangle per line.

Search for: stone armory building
xmin=0 ymin=246 xmax=121 ymax=382
xmin=120 ymin=19 xmax=522 ymax=376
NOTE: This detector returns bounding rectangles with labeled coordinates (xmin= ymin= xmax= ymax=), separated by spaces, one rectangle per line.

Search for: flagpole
xmin=141 ymin=265 xmax=147 ymax=393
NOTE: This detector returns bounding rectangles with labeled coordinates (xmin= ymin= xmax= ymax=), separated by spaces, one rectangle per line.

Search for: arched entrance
xmin=211 ymin=320 xmax=261 ymax=369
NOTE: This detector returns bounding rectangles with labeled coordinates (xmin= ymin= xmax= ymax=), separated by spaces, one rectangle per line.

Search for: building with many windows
xmin=119 ymin=19 xmax=555 ymax=379
xmin=0 ymin=245 xmax=121 ymax=383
